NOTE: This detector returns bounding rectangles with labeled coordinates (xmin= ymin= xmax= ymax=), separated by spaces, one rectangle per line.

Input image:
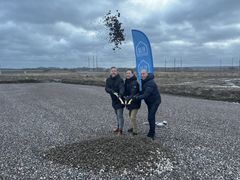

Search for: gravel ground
xmin=0 ymin=83 xmax=239 ymax=179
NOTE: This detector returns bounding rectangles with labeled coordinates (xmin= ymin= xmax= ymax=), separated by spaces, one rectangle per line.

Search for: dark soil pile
xmin=43 ymin=136 xmax=174 ymax=177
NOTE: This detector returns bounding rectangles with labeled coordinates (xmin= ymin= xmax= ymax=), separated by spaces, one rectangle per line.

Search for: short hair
xmin=111 ymin=66 xmax=117 ymax=70
xmin=126 ymin=69 xmax=134 ymax=73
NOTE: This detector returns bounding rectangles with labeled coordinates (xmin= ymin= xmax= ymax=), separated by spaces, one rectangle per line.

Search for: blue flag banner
xmin=131 ymin=29 xmax=154 ymax=91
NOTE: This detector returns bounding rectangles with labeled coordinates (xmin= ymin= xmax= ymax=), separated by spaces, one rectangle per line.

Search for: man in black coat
xmin=105 ymin=67 xmax=125 ymax=135
xmin=135 ymin=69 xmax=161 ymax=140
xmin=124 ymin=69 xmax=141 ymax=135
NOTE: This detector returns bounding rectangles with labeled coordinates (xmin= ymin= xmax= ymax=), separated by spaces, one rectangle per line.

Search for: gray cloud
xmin=0 ymin=0 xmax=240 ymax=68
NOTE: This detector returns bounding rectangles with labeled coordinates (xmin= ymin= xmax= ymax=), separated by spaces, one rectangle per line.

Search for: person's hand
xmin=132 ymin=95 xmax=139 ymax=101
xmin=124 ymin=96 xmax=131 ymax=101
xmin=110 ymin=89 xmax=115 ymax=94
xmin=106 ymin=88 xmax=111 ymax=93
xmin=113 ymin=92 xmax=119 ymax=97
xmin=106 ymin=88 xmax=115 ymax=94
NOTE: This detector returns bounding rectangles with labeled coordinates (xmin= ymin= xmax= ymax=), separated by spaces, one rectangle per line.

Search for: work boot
xmin=118 ymin=129 xmax=123 ymax=135
xmin=113 ymin=128 xmax=119 ymax=133
xmin=147 ymin=133 xmax=155 ymax=140
xmin=132 ymin=132 xmax=138 ymax=136
xmin=127 ymin=128 xmax=133 ymax=133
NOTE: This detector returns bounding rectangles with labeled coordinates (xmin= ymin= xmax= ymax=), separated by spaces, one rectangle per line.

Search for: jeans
xmin=115 ymin=108 xmax=124 ymax=130
xmin=147 ymin=101 xmax=160 ymax=136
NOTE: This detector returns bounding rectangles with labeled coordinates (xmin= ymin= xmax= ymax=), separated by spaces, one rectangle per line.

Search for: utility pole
xmin=88 ymin=56 xmax=90 ymax=69
xmin=219 ymin=58 xmax=222 ymax=72
xmin=164 ymin=57 xmax=167 ymax=72
xmin=92 ymin=55 xmax=95 ymax=71
xmin=232 ymin=57 xmax=234 ymax=70
xmin=238 ymin=56 xmax=240 ymax=72
xmin=96 ymin=55 xmax=98 ymax=71
xmin=174 ymin=57 xmax=176 ymax=72
xmin=180 ymin=57 xmax=183 ymax=71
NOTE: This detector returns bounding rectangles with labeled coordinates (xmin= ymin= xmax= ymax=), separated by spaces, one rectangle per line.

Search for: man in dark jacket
xmin=134 ymin=69 xmax=161 ymax=140
xmin=105 ymin=67 xmax=125 ymax=135
xmin=124 ymin=69 xmax=141 ymax=135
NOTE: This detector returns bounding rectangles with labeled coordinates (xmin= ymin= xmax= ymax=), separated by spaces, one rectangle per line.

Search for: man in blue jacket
xmin=134 ymin=69 xmax=161 ymax=140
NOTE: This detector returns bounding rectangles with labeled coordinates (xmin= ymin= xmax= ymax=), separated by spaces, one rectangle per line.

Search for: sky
xmin=0 ymin=0 xmax=240 ymax=68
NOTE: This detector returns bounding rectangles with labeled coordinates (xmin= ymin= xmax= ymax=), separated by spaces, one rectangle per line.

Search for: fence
xmin=0 ymin=56 xmax=240 ymax=73
xmin=83 ymin=55 xmax=240 ymax=72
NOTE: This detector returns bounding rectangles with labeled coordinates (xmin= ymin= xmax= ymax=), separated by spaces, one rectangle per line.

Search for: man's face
xmin=110 ymin=68 xmax=118 ymax=77
xmin=141 ymin=70 xmax=148 ymax=80
xmin=126 ymin=70 xmax=133 ymax=79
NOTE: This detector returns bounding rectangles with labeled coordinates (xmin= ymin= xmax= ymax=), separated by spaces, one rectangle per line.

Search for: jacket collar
xmin=110 ymin=74 xmax=120 ymax=80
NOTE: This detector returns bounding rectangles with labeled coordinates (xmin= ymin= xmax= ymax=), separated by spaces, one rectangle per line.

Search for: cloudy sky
xmin=0 ymin=0 xmax=240 ymax=68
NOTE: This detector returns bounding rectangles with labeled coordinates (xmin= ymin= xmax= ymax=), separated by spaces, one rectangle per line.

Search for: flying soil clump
xmin=103 ymin=10 xmax=125 ymax=51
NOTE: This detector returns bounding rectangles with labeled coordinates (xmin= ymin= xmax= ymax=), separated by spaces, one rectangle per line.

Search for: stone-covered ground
xmin=0 ymin=83 xmax=239 ymax=179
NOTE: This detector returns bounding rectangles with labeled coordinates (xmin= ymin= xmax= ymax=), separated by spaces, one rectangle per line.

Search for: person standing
xmin=105 ymin=67 xmax=125 ymax=135
xmin=134 ymin=69 xmax=161 ymax=140
xmin=124 ymin=69 xmax=141 ymax=135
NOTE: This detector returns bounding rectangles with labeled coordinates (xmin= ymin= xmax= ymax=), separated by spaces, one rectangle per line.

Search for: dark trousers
xmin=147 ymin=101 xmax=160 ymax=136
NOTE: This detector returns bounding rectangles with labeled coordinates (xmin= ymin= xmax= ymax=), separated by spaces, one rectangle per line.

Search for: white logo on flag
xmin=136 ymin=41 xmax=148 ymax=57
xmin=138 ymin=60 xmax=150 ymax=75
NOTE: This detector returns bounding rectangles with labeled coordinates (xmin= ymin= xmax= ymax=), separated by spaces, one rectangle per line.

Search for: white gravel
xmin=0 ymin=83 xmax=239 ymax=179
